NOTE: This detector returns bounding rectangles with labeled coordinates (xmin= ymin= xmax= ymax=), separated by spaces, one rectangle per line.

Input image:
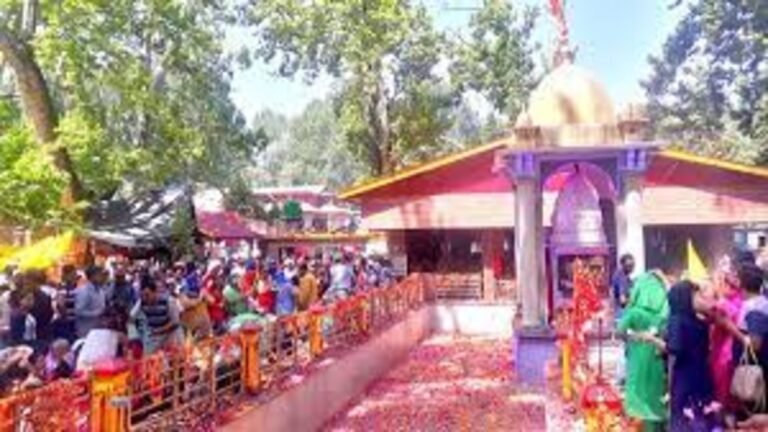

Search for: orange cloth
xmin=297 ymin=273 xmax=319 ymax=311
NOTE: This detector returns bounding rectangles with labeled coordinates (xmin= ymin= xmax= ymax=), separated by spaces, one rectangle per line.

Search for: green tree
xmin=643 ymin=0 xmax=767 ymax=164
xmin=0 ymin=0 xmax=84 ymax=203
xmin=244 ymin=0 xmax=456 ymax=176
xmin=223 ymin=177 xmax=270 ymax=220
xmin=450 ymin=0 xmax=539 ymax=120
xmin=251 ymin=101 xmax=366 ymax=190
xmin=444 ymin=100 xmax=507 ymax=151
xmin=169 ymin=204 xmax=198 ymax=261
xmin=0 ymin=0 xmax=265 ymax=226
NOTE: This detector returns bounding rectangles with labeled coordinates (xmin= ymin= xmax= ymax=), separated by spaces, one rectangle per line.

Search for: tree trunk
xmin=365 ymin=74 xmax=392 ymax=176
xmin=0 ymin=29 xmax=84 ymax=204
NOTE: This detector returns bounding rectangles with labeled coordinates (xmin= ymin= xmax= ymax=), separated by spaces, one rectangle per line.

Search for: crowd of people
xmin=0 ymin=249 xmax=395 ymax=396
xmin=613 ymin=249 xmax=768 ymax=431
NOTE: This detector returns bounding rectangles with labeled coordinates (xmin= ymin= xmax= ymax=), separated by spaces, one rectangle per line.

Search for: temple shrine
xmin=339 ymin=7 xmax=768 ymax=342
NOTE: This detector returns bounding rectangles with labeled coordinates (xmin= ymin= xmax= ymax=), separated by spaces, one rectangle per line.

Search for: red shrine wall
xmin=359 ymin=149 xmax=508 ymax=200
xmin=642 ymin=155 xmax=768 ymax=225
xmin=360 ymin=187 xmax=768 ymax=230
xmin=356 ymin=150 xmax=768 ymax=231
xmin=360 ymin=149 xmax=517 ymax=230
xmin=362 ymin=193 xmax=515 ymax=230
xmin=641 ymin=186 xmax=768 ymax=225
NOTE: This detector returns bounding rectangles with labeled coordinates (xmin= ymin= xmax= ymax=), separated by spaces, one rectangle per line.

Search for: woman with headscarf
xmin=666 ymin=280 xmax=722 ymax=430
xmin=617 ymin=271 xmax=669 ymax=431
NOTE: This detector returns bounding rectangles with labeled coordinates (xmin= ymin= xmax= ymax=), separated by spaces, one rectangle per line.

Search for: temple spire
xmin=548 ymin=0 xmax=574 ymax=66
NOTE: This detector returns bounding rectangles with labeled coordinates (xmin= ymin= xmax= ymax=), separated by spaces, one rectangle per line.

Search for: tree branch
xmin=0 ymin=28 xmax=85 ymax=203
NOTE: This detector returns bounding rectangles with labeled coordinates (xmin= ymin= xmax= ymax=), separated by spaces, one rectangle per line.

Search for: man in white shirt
xmin=74 ymin=316 xmax=126 ymax=372
xmin=326 ymin=254 xmax=354 ymax=302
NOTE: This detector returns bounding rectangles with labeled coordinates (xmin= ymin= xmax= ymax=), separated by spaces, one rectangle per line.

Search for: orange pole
xmin=309 ymin=307 xmax=325 ymax=358
xmin=562 ymin=339 xmax=573 ymax=401
xmin=239 ymin=327 xmax=261 ymax=393
xmin=359 ymin=294 xmax=370 ymax=335
xmin=90 ymin=359 xmax=131 ymax=432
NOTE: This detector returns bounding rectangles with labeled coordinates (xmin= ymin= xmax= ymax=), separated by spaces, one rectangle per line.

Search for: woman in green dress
xmin=617 ymin=271 xmax=669 ymax=431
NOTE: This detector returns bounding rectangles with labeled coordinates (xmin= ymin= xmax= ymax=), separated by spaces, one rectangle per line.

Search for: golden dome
xmin=520 ymin=63 xmax=616 ymax=127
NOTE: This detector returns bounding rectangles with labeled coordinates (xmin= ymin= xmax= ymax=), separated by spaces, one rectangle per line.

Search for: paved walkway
xmin=323 ymin=335 xmax=548 ymax=431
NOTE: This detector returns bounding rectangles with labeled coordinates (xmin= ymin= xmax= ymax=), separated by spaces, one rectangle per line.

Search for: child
xmin=44 ymin=338 xmax=74 ymax=381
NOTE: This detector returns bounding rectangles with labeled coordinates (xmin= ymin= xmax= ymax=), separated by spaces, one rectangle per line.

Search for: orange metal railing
xmin=0 ymin=274 xmax=425 ymax=431
xmin=0 ymin=375 xmax=90 ymax=432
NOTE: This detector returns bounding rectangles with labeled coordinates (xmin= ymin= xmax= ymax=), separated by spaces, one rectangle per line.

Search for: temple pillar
xmin=616 ymin=172 xmax=646 ymax=275
xmin=515 ymin=178 xmax=545 ymax=327
xmin=616 ymin=148 xmax=651 ymax=275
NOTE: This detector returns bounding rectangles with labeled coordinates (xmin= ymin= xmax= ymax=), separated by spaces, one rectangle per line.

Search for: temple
xmin=340 ymin=60 xmax=768 ymax=330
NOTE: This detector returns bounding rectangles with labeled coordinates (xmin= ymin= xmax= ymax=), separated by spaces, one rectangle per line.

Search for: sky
xmin=228 ymin=0 xmax=685 ymax=122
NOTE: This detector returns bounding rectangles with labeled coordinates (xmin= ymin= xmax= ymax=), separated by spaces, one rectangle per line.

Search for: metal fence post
xmin=239 ymin=326 xmax=261 ymax=393
xmin=359 ymin=293 xmax=370 ymax=336
xmin=309 ymin=306 xmax=325 ymax=358
xmin=90 ymin=359 xmax=131 ymax=432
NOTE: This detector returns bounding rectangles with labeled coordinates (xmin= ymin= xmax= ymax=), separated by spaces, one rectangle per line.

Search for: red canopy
xmin=196 ymin=211 xmax=260 ymax=240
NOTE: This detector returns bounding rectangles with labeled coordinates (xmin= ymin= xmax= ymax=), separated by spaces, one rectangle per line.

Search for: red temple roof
xmin=196 ymin=211 xmax=260 ymax=240
xmin=338 ymin=139 xmax=510 ymax=199
xmin=339 ymin=143 xmax=768 ymax=200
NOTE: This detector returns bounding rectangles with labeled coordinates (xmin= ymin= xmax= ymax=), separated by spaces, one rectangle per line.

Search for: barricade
xmin=0 ymin=275 xmax=425 ymax=431
xmin=0 ymin=375 xmax=90 ymax=432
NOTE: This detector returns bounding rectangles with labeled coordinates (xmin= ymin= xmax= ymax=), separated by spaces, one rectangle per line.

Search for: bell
xmin=551 ymin=166 xmax=608 ymax=251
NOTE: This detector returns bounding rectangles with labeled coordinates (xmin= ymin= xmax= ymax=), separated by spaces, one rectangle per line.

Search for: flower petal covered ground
xmin=324 ymin=335 xmax=548 ymax=431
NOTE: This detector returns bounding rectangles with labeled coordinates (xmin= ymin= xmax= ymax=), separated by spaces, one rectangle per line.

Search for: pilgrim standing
xmin=709 ymin=255 xmax=744 ymax=411
xmin=617 ymin=271 xmax=669 ymax=431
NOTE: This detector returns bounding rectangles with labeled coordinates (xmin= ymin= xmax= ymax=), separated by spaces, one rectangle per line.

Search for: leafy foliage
xmin=222 ymin=177 xmax=271 ymax=221
xmin=0 ymin=125 xmax=71 ymax=226
xmin=444 ymin=100 xmax=506 ymax=151
xmin=244 ymin=0 xmax=456 ymax=176
xmin=0 ymin=0 xmax=266 ymax=227
xmin=450 ymin=0 xmax=539 ymax=119
xmin=244 ymin=0 xmax=539 ymax=177
xmin=169 ymin=203 xmax=198 ymax=261
xmin=1 ymin=0 xmax=542 ymax=228
xmin=251 ymin=99 xmax=366 ymax=190
xmin=643 ymin=0 xmax=768 ymax=164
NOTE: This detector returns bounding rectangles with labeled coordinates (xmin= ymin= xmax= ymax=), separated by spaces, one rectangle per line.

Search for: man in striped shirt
xmin=129 ymin=277 xmax=183 ymax=355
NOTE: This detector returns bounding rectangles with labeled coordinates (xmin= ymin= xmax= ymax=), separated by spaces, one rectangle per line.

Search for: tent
xmin=86 ymin=185 xmax=192 ymax=249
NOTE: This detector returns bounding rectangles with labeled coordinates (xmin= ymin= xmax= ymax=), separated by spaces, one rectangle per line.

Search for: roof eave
xmin=338 ymin=139 xmax=511 ymax=200
xmin=658 ymin=149 xmax=768 ymax=179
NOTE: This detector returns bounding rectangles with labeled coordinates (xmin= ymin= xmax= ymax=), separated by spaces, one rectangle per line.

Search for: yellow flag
xmin=686 ymin=239 xmax=708 ymax=282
